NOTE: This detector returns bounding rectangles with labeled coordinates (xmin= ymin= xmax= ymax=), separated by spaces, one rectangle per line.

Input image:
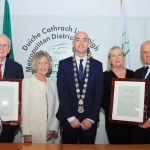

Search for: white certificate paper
xmin=0 ymin=81 xmax=19 ymax=121
xmin=112 ymin=81 xmax=145 ymax=122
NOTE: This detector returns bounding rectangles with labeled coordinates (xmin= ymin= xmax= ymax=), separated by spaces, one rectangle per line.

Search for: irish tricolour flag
xmin=3 ymin=0 xmax=14 ymax=60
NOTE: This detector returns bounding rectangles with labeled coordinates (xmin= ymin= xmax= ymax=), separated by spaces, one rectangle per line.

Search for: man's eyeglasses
xmin=0 ymin=44 xmax=9 ymax=49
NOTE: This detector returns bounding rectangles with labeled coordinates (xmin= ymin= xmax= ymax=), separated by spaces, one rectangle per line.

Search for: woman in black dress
xmin=102 ymin=46 xmax=134 ymax=144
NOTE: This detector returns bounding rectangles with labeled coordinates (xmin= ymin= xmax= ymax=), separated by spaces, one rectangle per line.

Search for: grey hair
xmin=31 ymin=50 xmax=52 ymax=75
xmin=0 ymin=33 xmax=11 ymax=46
xmin=107 ymin=46 xmax=125 ymax=72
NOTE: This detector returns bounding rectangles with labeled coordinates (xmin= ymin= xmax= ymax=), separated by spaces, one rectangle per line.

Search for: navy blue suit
xmin=0 ymin=58 xmax=24 ymax=143
xmin=56 ymin=56 xmax=103 ymax=144
xmin=131 ymin=67 xmax=150 ymax=144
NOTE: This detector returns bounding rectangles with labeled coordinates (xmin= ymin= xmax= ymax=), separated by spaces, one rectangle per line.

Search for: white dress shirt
xmin=0 ymin=59 xmax=6 ymax=78
xmin=144 ymin=65 xmax=150 ymax=79
xmin=75 ymin=55 xmax=87 ymax=71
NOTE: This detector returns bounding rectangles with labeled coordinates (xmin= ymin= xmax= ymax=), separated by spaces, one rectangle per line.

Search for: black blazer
xmin=134 ymin=67 xmax=150 ymax=118
xmin=102 ymin=69 xmax=134 ymax=122
xmin=3 ymin=58 xmax=24 ymax=79
xmin=0 ymin=58 xmax=24 ymax=142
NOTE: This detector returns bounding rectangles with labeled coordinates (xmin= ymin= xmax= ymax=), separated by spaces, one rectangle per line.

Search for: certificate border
xmin=109 ymin=78 xmax=148 ymax=125
xmin=0 ymin=79 xmax=22 ymax=124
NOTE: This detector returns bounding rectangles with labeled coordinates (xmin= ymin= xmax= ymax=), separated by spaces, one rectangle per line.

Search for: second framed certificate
xmin=109 ymin=78 xmax=148 ymax=125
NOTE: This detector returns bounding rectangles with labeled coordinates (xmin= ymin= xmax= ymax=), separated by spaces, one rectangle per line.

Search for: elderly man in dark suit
xmin=132 ymin=40 xmax=150 ymax=144
xmin=0 ymin=34 xmax=24 ymax=142
xmin=56 ymin=31 xmax=103 ymax=144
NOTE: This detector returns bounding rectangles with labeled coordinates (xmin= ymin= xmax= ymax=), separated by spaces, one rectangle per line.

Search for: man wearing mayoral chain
xmin=56 ymin=31 xmax=103 ymax=144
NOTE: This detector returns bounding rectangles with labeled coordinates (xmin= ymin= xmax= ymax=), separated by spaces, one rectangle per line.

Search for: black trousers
xmin=0 ymin=124 xmax=19 ymax=142
xmin=105 ymin=122 xmax=132 ymax=144
xmin=131 ymin=126 xmax=150 ymax=144
xmin=60 ymin=120 xmax=97 ymax=144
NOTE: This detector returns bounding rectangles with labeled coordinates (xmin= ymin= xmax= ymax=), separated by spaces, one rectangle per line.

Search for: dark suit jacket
xmin=134 ymin=67 xmax=150 ymax=118
xmin=3 ymin=58 xmax=24 ymax=79
xmin=0 ymin=58 xmax=24 ymax=142
xmin=56 ymin=57 xmax=103 ymax=123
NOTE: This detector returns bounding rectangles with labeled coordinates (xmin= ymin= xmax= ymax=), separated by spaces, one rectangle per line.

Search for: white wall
xmin=0 ymin=0 xmax=150 ymax=144
xmin=1 ymin=0 xmax=150 ymax=17
xmin=0 ymin=0 xmax=149 ymax=71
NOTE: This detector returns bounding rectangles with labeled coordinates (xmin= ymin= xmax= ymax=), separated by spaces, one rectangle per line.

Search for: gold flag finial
xmin=120 ymin=0 xmax=123 ymax=8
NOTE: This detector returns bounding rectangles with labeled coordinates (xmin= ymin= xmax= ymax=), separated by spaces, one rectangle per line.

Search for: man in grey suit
xmin=0 ymin=34 xmax=24 ymax=142
xmin=132 ymin=40 xmax=150 ymax=144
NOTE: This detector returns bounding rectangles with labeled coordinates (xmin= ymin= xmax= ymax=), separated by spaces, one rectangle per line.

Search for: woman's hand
xmin=46 ymin=130 xmax=55 ymax=141
xmin=24 ymin=135 xmax=32 ymax=143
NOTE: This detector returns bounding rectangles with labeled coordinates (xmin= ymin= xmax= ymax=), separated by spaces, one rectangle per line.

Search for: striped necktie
xmin=0 ymin=64 xmax=2 ymax=79
xmin=143 ymin=66 xmax=149 ymax=78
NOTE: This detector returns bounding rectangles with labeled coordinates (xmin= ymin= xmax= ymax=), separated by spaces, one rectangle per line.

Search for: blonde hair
xmin=107 ymin=46 xmax=125 ymax=72
xmin=31 ymin=50 xmax=52 ymax=75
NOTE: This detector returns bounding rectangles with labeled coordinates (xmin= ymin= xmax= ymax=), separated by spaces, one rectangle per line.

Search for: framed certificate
xmin=0 ymin=79 xmax=22 ymax=124
xmin=109 ymin=78 xmax=148 ymax=125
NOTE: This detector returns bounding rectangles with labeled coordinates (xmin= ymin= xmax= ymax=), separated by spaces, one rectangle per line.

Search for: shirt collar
xmin=144 ymin=65 xmax=150 ymax=68
xmin=1 ymin=58 xmax=6 ymax=66
xmin=75 ymin=55 xmax=87 ymax=62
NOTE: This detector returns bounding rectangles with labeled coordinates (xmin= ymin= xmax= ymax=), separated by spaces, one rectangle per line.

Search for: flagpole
xmin=120 ymin=0 xmax=130 ymax=69
xmin=120 ymin=0 xmax=122 ymax=8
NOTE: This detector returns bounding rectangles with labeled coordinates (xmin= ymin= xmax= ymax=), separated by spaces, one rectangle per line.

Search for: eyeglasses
xmin=37 ymin=62 xmax=49 ymax=66
xmin=141 ymin=51 xmax=150 ymax=55
xmin=0 ymin=44 xmax=9 ymax=49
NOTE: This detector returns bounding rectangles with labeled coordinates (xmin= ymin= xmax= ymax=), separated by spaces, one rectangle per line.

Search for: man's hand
xmin=9 ymin=122 xmax=18 ymax=126
xmin=139 ymin=120 xmax=150 ymax=129
xmin=24 ymin=135 xmax=32 ymax=143
xmin=47 ymin=130 xmax=55 ymax=141
xmin=81 ymin=118 xmax=93 ymax=130
xmin=70 ymin=118 xmax=82 ymax=128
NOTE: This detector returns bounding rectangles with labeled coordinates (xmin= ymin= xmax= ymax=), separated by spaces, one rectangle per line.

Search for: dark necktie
xmin=79 ymin=59 xmax=84 ymax=81
xmin=143 ymin=66 xmax=149 ymax=78
xmin=0 ymin=64 xmax=2 ymax=79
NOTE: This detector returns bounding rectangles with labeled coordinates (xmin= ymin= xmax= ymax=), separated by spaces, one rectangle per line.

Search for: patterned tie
xmin=143 ymin=66 xmax=149 ymax=78
xmin=79 ymin=59 xmax=84 ymax=81
xmin=0 ymin=64 xmax=2 ymax=79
